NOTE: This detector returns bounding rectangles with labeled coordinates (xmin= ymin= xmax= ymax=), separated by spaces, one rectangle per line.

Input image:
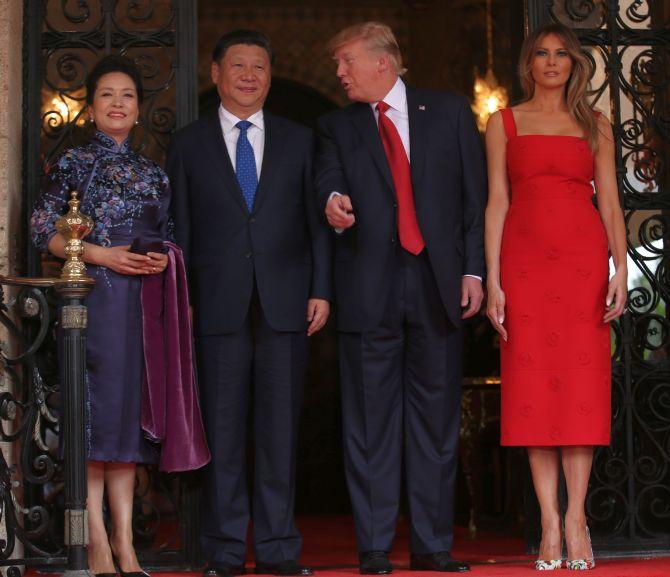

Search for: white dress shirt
xmin=371 ymin=76 xmax=410 ymax=160
xmin=218 ymin=104 xmax=265 ymax=179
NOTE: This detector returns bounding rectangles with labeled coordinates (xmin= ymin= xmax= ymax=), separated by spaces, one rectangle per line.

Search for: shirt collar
xmin=371 ymin=77 xmax=407 ymax=116
xmin=218 ymin=104 xmax=265 ymax=134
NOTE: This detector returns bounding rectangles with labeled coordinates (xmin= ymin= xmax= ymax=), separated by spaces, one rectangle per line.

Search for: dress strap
xmin=500 ymin=108 xmax=517 ymax=139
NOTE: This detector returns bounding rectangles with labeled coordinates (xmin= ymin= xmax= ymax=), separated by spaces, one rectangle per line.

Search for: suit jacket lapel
xmin=407 ymin=86 xmax=427 ymax=193
xmin=350 ymin=103 xmax=395 ymax=195
xmin=253 ymin=112 xmax=284 ymax=214
xmin=201 ymin=115 xmax=249 ymax=214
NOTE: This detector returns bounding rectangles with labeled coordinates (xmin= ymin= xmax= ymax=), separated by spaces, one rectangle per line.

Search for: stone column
xmin=0 ymin=0 xmax=23 ymax=571
xmin=0 ymin=0 xmax=23 ymax=277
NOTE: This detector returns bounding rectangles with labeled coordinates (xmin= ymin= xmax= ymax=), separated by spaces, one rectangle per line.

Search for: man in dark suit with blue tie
xmin=315 ymin=22 xmax=487 ymax=574
xmin=167 ymin=30 xmax=331 ymax=577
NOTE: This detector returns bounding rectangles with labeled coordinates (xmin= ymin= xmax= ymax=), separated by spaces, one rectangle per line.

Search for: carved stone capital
xmin=61 ymin=305 xmax=88 ymax=329
xmin=64 ymin=509 xmax=89 ymax=546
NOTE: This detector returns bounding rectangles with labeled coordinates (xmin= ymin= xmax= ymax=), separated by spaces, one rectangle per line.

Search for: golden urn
xmin=55 ymin=191 xmax=94 ymax=282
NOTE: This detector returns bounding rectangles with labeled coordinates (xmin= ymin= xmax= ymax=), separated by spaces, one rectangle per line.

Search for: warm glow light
xmin=51 ymin=97 xmax=70 ymax=119
xmin=472 ymin=0 xmax=508 ymax=132
xmin=41 ymin=89 xmax=86 ymax=125
xmin=472 ymin=68 xmax=509 ymax=132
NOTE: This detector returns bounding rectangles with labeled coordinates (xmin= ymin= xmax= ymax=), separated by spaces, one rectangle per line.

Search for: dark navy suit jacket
xmin=315 ymin=86 xmax=487 ymax=332
xmin=167 ymin=112 xmax=332 ymax=335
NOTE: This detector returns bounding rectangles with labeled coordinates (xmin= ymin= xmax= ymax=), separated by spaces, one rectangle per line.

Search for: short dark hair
xmin=211 ymin=29 xmax=275 ymax=65
xmin=86 ymin=54 xmax=144 ymax=105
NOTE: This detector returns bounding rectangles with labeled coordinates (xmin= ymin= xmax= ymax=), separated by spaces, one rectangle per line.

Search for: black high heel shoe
xmin=111 ymin=552 xmax=151 ymax=577
xmin=117 ymin=570 xmax=150 ymax=577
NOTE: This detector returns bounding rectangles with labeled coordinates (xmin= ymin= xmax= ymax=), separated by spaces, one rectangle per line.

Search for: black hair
xmin=86 ymin=54 xmax=144 ymax=105
xmin=211 ymin=29 xmax=275 ymax=65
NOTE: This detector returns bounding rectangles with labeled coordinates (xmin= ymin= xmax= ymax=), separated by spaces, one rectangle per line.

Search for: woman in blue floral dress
xmin=31 ymin=55 xmax=170 ymax=577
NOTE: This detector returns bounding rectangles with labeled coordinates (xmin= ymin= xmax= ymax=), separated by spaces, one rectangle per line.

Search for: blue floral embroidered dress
xmin=31 ymin=131 xmax=172 ymax=463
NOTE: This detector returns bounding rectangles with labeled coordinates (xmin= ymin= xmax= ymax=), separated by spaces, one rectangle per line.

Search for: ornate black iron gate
xmin=17 ymin=0 xmax=201 ymax=570
xmin=528 ymin=0 xmax=670 ymax=556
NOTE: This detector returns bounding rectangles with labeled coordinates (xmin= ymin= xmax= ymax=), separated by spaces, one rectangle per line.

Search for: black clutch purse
xmin=129 ymin=236 xmax=167 ymax=255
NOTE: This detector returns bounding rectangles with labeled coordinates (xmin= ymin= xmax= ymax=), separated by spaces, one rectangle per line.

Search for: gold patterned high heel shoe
xmin=566 ymin=526 xmax=595 ymax=570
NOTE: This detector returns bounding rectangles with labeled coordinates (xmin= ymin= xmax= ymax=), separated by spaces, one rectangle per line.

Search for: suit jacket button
xmin=391 ymin=238 xmax=395 ymax=243
xmin=249 ymin=217 xmax=256 ymax=223
xmin=245 ymin=252 xmax=253 ymax=258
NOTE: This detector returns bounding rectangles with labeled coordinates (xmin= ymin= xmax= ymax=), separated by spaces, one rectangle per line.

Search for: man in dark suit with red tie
xmin=167 ymin=30 xmax=331 ymax=577
xmin=315 ymin=22 xmax=487 ymax=574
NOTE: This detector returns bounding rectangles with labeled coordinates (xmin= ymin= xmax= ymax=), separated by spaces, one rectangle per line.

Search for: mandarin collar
xmin=92 ymin=130 xmax=131 ymax=153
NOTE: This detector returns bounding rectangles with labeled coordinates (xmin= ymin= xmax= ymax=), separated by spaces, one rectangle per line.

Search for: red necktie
xmin=376 ymin=101 xmax=425 ymax=255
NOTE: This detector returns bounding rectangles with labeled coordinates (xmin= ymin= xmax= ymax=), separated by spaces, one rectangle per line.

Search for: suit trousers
xmin=197 ymin=288 xmax=308 ymax=566
xmin=339 ymin=249 xmax=463 ymax=554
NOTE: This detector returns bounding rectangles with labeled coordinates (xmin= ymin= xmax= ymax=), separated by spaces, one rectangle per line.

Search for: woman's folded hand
xmin=100 ymin=245 xmax=153 ymax=275
xmin=146 ymin=251 xmax=169 ymax=275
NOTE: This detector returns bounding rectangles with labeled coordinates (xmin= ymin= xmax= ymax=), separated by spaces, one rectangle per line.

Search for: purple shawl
xmin=140 ymin=242 xmax=210 ymax=472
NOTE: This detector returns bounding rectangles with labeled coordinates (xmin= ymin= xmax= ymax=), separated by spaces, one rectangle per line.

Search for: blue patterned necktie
xmin=235 ymin=120 xmax=258 ymax=211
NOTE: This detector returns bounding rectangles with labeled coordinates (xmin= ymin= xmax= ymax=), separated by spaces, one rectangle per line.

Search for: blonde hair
xmin=328 ymin=22 xmax=407 ymax=75
xmin=518 ymin=22 xmax=599 ymax=151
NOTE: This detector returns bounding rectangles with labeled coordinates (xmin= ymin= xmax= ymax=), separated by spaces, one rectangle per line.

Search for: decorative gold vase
xmin=55 ymin=191 xmax=94 ymax=283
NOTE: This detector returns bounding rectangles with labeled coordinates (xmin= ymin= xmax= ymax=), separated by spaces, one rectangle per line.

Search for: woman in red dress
xmin=485 ymin=23 xmax=627 ymax=570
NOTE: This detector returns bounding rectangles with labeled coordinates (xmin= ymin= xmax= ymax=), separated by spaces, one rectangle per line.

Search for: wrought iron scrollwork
xmin=61 ymin=0 xmax=93 ymax=25
xmin=564 ymin=0 xmax=600 ymax=23
xmin=0 ymin=281 xmax=66 ymax=570
xmin=548 ymin=0 xmax=605 ymax=28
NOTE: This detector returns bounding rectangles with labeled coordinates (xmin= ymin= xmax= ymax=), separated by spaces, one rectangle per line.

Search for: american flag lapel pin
xmin=419 ymin=105 xmax=426 ymax=111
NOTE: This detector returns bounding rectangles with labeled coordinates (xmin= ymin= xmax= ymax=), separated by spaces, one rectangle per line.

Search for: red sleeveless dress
xmin=499 ymin=108 xmax=611 ymax=446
